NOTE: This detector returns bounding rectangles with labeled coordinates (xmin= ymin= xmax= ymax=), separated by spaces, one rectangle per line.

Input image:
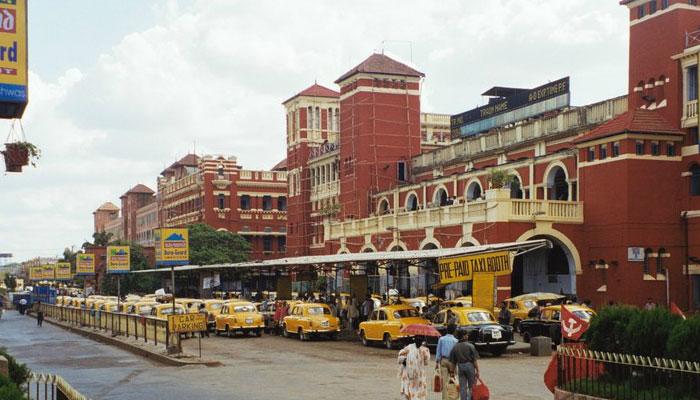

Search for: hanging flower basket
xmin=2 ymin=141 xmax=40 ymax=173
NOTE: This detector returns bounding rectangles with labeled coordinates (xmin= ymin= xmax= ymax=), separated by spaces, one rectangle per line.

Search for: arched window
xmin=218 ymin=194 xmax=226 ymax=209
xmin=691 ymin=164 xmax=700 ymax=196
xmin=217 ymin=164 xmax=224 ymax=178
xmin=434 ymin=188 xmax=448 ymax=207
xmin=405 ymin=193 xmax=419 ymax=211
xmin=546 ymin=165 xmax=569 ymax=201
xmin=278 ymin=196 xmax=287 ymax=211
xmin=378 ymin=198 xmax=390 ymax=215
xmin=466 ymin=181 xmax=482 ymax=202
xmin=509 ymin=176 xmax=523 ymax=199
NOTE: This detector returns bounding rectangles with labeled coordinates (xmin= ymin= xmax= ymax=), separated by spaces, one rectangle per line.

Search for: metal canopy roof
xmin=132 ymin=239 xmax=551 ymax=274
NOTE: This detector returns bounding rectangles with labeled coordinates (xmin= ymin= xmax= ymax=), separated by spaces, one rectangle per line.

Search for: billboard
xmin=41 ymin=265 xmax=55 ymax=280
xmin=438 ymin=251 xmax=512 ymax=285
xmin=0 ymin=0 xmax=27 ymax=118
xmin=54 ymin=262 xmax=72 ymax=281
xmin=451 ymin=77 xmax=570 ymax=138
xmin=106 ymin=246 xmax=130 ymax=274
xmin=76 ymin=253 xmax=95 ymax=275
xmin=29 ymin=265 xmax=41 ymax=281
xmin=155 ymin=228 xmax=189 ymax=266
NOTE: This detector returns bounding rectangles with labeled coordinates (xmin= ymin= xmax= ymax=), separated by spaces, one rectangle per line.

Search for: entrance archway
xmin=511 ymin=234 xmax=577 ymax=296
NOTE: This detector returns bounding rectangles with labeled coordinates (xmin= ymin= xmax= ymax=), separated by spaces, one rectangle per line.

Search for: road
xmin=0 ymin=311 xmax=552 ymax=399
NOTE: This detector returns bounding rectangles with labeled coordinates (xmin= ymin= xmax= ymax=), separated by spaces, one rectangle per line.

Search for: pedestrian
xmin=498 ymin=302 xmax=512 ymax=326
xmin=398 ymin=336 xmax=430 ymax=400
xmin=347 ymin=298 xmax=359 ymax=330
xmin=18 ymin=298 xmax=27 ymax=315
xmin=448 ymin=330 xmax=480 ymax=400
xmin=273 ymin=300 xmax=284 ymax=335
xmin=435 ymin=324 xmax=458 ymax=400
xmin=361 ymin=296 xmax=374 ymax=322
xmin=37 ymin=305 xmax=44 ymax=327
xmin=447 ymin=310 xmax=458 ymax=326
xmin=644 ymin=298 xmax=656 ymax=310
xmin=198 ymin=304 xmax=209 ymax=338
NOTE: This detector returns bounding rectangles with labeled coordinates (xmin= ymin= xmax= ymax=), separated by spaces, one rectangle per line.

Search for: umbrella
xmin=506 ymin=292 xmax=564 ymax=302
xmin=400 ymin=324 xmax=441 ymax=337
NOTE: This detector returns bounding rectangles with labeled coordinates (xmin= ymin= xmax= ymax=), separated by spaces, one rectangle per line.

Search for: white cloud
xmin=0 ymin=0 xmax=629 ymax=261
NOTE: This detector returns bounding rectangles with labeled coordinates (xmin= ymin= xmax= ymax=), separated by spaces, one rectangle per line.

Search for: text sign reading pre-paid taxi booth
xmin=155 ymin=228 xmax=189 ymax=266
xmin=168 ymin=313 xmax=207 ymax=333
xmin=0 ymin=0 xmax=27 ymax=118
xmin=438 ymin=251 xmax=512 ymax=284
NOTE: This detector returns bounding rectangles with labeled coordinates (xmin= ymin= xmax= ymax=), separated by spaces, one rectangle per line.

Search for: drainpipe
xmin=683 ymin=211 xmax=692 ymax=311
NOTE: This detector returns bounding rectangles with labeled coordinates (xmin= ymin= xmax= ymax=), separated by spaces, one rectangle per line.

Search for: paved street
xmin=0 ymin=311 xmax=552 ymax=399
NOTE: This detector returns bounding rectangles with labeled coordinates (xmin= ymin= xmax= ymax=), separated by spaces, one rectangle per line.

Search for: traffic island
xmin=27 ymin=311 xmax=222 ymax=367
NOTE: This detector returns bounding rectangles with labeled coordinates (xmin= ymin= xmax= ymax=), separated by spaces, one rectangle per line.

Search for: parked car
xmin=501 ymin=292 xmax=565 ymax=331
xmin=132 ymin=301 xmax=160 ymax=316
xmin=359 ymin=304 xmax=431 ymax=349
xmin=519 ymin=304 xmax=595 ymax=345
xmin=215 ymin=302 xmax=264 ymax=337
xmin=203 ymin=299 xmax=225 ymax=331
xmin=282 ymin=303 xmax=340 ymax=341
xmin=149 ymin=303 xmax=186 ymax=320
xmin=427 ymin=307 xmax=515 ymax=356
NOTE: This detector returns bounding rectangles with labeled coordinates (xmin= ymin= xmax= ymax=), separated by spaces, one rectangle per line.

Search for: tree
xmin=3 ymin=274 xmax=16 ymax=291
xmin=188 ymin=223 xmax=250 ymax=265
xmin=91 ymin=231 xmax=113 ymax=247
xmin=100 ymin=241 xmax=160 ymax=296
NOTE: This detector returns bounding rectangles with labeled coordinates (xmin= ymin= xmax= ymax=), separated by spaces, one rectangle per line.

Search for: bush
xmin=0 ymin=374 xmax=25 ymax=400
xmin=0 ymin=347 xmax=30 ymax=386
xmin=666 ymin=316 xmax=700 ymax=362
xmin=585 ymin=305 xmax=640 ymax=353
xmin=624 ymin=308 xmax=681 ymax=358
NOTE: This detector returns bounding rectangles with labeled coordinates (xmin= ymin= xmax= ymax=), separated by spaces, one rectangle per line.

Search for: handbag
xmin=445 ymin=376 xmax=459 ymax=400
xmin=472 ymin=377 xmax=490 ymax=400
xmin=432 ymin=368 xmax=442 ymax=392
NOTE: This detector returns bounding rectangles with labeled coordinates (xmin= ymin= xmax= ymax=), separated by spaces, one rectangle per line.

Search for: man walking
xmin=498 ymin=302 xmax=512 ymax=326
xmin=435 ymin=324 xmax=458 ymax=400
xmin=449 ymin=330 xmax=480 ymax=400
xmin=36 ymin=303 xmax=44 ymax=327
xmin=198 ymin=303 xmax=209 ymax=338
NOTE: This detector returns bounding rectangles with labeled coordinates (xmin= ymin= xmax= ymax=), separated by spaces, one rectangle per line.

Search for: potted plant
xmin=2 ymin=141 xmax=40 ymax=172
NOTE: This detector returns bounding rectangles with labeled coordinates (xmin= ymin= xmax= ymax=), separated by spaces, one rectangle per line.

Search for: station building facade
xmin=283 ymin=0 xmax=700 ymax=310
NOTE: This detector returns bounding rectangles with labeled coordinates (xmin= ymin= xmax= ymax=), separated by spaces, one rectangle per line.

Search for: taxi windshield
xmin=465 ymin=311 xmax=494 ymax=323
xmin=161 ymin=307 xmax=185 ymax=315
xmin=573 ymin=310 xmax=594 ymax=320
xmin=209 ymin=303 xmax=223 ymax=310
xmin=234 ymin=305 xmax=257 ymax=313
xmin=393 ymin=308 xmax=419 ymax=318
xmin=307 ymin=307 xmax=330 ymax=315
xmin=523 ymin=300 xmax=537 ymax=309
xmin=138 ymin=305 xmax=154 ymax=314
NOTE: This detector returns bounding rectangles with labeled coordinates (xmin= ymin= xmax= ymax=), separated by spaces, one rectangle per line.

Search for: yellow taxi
xmin=120 ymin=299 xmax=140 ymax=314
xmin=99 ymin=301 xmax=120 ymax=313
xmin=149 ymin=303 xmax=186 ymax=320
xmin=359 ymin=304 xmax=431 ymax=349
xmin=132 ymin=301 xmax=159 ymax=316
xmin=428 ymin=307 xmax=515 ymax=356
xmin=175 ymin=298 xmax=203 ymax=313
xmin=502 ymin=292 xmax=564 ymax=330
xmin=215 ymin=302 xmax=264 ymax=337
xmin=203 ymin=299 xmax=225 ymax=330
xmin=519 ymin=304 xmax=595 ymax=345
xmin=71 ymin=298 xmax=86 ymax=308
xmin=282 ymin=303 xmax=340 ymax=341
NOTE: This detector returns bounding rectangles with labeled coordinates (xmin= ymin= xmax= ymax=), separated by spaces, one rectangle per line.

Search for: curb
xmin=31 ymin=314 xmax=221 ymax=367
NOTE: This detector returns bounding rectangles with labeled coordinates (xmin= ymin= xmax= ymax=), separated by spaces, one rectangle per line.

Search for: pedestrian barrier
xmin=38 ymin=303 xmax=173 ymax=348
xmin=25 ymin=372 xmax=90 ymax=400
xmin=557 ymin=346 xmax=700 ymax=400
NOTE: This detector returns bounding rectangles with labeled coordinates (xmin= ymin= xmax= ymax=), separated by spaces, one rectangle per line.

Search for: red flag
xmin=543 ymin=353 xmax=558 ymax=393
xmin=561 ymin=305 xmax=589 ymax=341
xmin=670 ymin=302 xmax=686 ymax=320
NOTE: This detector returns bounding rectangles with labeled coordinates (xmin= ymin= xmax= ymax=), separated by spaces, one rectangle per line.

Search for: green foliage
xmin=488 ymin=170 xmax=516 ymax=189
xmin=624 ymin=308 xmax=682 ymax=358
xmin=90 ymin=231 xmax=113 ymax=247
xmin=666 ymin=316 xmax=700 ymax=362
xmin=188 ymin=224 xmax=250 ymax=265
xmin=100 ymin=242 xmax=160 ymax=295
xmin=585 ymin=305 xmax=640 ymax=353
xmin=3 ymin=274 xmax=17 ymax=291
xmin=0 ymin=347 xmax=30 ymax=386
xmin=0 ymin=374 xmax=25 ymax=400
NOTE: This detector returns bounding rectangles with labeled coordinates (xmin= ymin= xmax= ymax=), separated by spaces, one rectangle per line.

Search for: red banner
xmin=561 ymin=305 xmax=589 ymax=341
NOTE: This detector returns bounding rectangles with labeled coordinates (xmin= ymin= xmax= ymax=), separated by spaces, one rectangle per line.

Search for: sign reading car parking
xmin=168 ymin=313 xmax=207 ymax=333
xmin=437 ymin=251 xmax=512 ymax=284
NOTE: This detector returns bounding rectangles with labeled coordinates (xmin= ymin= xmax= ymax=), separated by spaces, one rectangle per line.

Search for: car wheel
xmin=215 ymin=328 xmax=221 ymax=336
xmin=513 ymin=319 xmax=521 ymax=333
xmin=226 ymin=325 xmax=232 ymax=338
xmin=329 ymin=332 xmax=338 ymax=340
xmin=360 ymin=330 xmax=369 ymax=346
xmin=255 ymin=329 xmax=262 ymax=337
xmin=298 ymin=328 xmax=305 ymax=341
xmin=282 ymin=324 xmax=289 ymax=338
xmin=491 ymin=345 xmax=506 ymax=357
xmin=523 ymin=331 xmax=531 ymax=343
xmin=384 ymin=333 xmax=393 ymax=350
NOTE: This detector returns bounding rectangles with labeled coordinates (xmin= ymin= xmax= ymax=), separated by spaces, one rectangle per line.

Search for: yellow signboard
xmin=106 ymin=246 xmax=130 ymax=274
xmin=41 ymin=265 xmax=55 ymax=280
xmin=0 ymin=0 xmax=27 ymax=117
xmin=29 ymin=266 xmax=41 ymax=281
xmin=55 ymin=262 xmax=72 ymax=281
xmin=168 ymin=313 xmax=207 ymax=333
xmin=472 ymin=273 xmax=495 ymax=312
xmin=76 ymin=253 xmax=95 ymax=275
xmin=155 ymin=228 xmax=189 ymax=266
xmin=438 ymin=251 xmax=512 ymax=284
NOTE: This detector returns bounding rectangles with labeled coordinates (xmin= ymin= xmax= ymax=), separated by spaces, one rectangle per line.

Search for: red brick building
xmin=283 ymin=1 xmax=700 ymax=310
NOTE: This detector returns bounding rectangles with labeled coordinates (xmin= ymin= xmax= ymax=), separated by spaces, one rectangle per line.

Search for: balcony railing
xmin=310 ymin=181 xmax=339 ymax=201
xmin=326 ymin=193 xmax=583 ymax=240
xmin=686 ymin=100 xmax=698 ymax=119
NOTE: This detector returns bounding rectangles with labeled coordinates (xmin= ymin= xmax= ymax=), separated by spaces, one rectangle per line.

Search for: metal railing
xmin=557 ymin=346 xmax=700 ymax=400
xmin=38 ymin=303 xmax=172 ymax=348
xmin=25 ymin=373 xmax=90 ymax=400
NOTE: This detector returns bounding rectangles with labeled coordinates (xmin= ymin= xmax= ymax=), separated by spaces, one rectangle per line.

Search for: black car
xmin=426 ymin=307 xmax=515 ymax=356
xmin=519 ymin=305 xmax=595 ymax=345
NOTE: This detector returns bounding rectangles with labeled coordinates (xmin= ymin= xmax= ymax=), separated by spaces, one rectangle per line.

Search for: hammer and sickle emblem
xmin=563 ymin=318 xmax=581 ymax=336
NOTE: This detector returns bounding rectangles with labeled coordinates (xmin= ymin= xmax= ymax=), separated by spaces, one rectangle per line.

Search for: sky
xmin=0 ymin=0 xmax=630 ymax=262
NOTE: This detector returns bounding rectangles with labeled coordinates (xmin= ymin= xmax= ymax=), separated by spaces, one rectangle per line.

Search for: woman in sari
xmin=397 ymin=336 xmax=431 ymax=400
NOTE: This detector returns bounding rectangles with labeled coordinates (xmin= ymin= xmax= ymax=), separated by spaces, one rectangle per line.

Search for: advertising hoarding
xmin=106 ymin=246 xmax=130 ymax=274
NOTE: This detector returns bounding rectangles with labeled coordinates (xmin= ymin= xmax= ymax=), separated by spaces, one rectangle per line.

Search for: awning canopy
xmin=132 ymin=239 xmax=551 ymax=274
